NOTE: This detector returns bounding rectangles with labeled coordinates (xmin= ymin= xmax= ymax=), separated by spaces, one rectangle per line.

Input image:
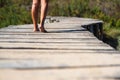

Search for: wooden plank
xmin=2 ymin=23 xmax=85 ymax=28
xmin=0 ymin=38 xmax=101 ymax=43
xmin=0 ymin=30 xmax=88 ymax=34
xmin=0 ymin=34 xmax=96 ymax=38
xmin=0 ymin=43 xmax=114 ymax=50
xmin=0 ymin=32 xmax=98 ymax=38
xmin=0 ymin=31 xmax=93 ymax=36
xmin=0 ymin=49 xmax=117 ymax=54
xmin=0 ymin=25 xmax=84 ymax=29
xmin=0 ymin=53 xmax=120 ymax=69
xmin=0 ymin=67 xmax=120 ymax=80
xmin=0 ymin=51 xmax=119 ymax=59
xmin=0 ymin=42 xmax=107 ymax=46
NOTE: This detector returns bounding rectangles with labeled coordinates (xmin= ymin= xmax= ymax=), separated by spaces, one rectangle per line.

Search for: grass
xmin=103 ymin=24 xmax=120 ymax=50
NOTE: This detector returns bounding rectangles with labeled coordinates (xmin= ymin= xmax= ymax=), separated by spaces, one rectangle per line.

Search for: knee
xmin=41 ymin=0 xmax=48 ymax=7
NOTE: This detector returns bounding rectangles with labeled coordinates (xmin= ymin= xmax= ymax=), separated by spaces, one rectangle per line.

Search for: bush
xmin=0 ymin=0 xmax=32 ymax=28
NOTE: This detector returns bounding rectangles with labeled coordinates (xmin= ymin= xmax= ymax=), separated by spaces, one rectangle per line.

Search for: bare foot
xmin=33 ymin=28 xmax=39 ymax=32
xmin=40 ymin=27 xmax=47 ymax=33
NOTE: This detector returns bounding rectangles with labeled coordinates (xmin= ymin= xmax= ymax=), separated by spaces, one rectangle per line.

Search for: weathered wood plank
xmin=0 ymin=34 xmax=96 ymax=38
xmin=0 ymin=53 xmax=120 ymax=69
xmin=0 ymin=43 xmax=113 ymax=50
xmin=0 ymin=32 xmax=92 ymax=35
xmin=0 ymin=49 xmax=117 ymax=54
xmin=0 ymin=42 xmax=107 ymax=46
xmin=0 ymin=51 xmax=119 ymax=59
xmin=0 ymin=38 xmax=101 ymax=43
xmin=0 ymin=54 xmax=120 ymax=69
xmin=0 ymin=67 xmax=120 ymax=80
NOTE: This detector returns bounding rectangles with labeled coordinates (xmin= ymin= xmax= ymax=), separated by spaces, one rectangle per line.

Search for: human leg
xmin=40 ymin=0 xmax=49 ymax=32
xmin=31 ymin=0 xmax=40 ymax=32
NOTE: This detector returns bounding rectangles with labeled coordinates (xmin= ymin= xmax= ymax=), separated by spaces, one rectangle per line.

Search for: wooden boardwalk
xmin=0 ymin=17 xmax=120 ymax=80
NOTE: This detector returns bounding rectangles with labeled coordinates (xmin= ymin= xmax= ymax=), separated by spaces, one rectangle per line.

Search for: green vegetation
xmin=0 ymin=0 xmax=120 ymax=50
xmin=0 ymin=0 xmax=32 ymax=28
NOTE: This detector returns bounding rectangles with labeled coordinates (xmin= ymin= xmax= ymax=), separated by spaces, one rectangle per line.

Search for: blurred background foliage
xmin=0 ymin=0 xmax=120 ymax=50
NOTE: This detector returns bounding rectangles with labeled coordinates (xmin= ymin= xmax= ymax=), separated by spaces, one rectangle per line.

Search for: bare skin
xmin=31 ymin=0 xmax=48 ymax=32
